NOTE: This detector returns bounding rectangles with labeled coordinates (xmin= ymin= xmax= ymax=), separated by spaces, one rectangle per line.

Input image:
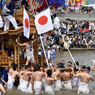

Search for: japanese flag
xmin=35 ymin=8 xmax=53 ymax=35
xmin=23 ymin=8 xmax=30 ymax=39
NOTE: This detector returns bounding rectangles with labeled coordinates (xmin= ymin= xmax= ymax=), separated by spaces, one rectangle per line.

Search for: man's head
xmin=13 ymin=64 xmax=18 ymax=71
xmin=86 ymin=66 xmax=91 ymax=73
xmin=25 ymin=65 xmax=31 ymax=71
xmin=57 ymin=62 xmax=63 ymax=68
xmin=34 ymin=64 xmax=40 ymax=71
xmin=20 ymin=65 xmax=25 ymax=71
xmin=67 ymin=61 xmax=72 ymax=67
xmin=48 ymin=59 xmax=52 ymax=63
xmin=27 ymin=37 xmax=33 ymax=44
xmin=47 ymin=69 xmax=52 ymax=77
xmin=11 ymin=63 xmax=15 ymax=68
xmin=74 ymin=61 xmax=79 ymax=67
xmin=81 ymin=65 xmax=86 ymax=72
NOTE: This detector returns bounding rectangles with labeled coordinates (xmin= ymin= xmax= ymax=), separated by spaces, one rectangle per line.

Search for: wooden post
xmin=14 ymin=45 xmax=20 ymax=66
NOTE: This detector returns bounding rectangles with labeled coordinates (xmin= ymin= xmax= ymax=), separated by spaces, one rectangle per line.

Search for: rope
xmin=83 ymin=59 xmax=94 ymax=66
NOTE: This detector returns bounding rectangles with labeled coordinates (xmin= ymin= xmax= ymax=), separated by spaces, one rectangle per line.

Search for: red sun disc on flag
xmin=25 ymin=18 xmax=29 ymax=28
xmin=38 ymin=15 xmax=48 ymax=25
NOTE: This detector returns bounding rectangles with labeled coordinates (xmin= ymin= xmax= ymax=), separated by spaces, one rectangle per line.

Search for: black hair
xmin=43 ymin=62 xmax=48 ymax=68
xmin=48 ymin=59 xmax=52 ymax=62
xmin=34 ymin=64 xmax=40 ymax=71
xmin=68 ymin=61 xmax=72 ymax=65
xmin=86 ymin=66 xmax=91 ymax=72
xmin=20 ymin=65 xmax=24 ymax=70
xmin=82 ymin=65 xmax=86 ymax=69
xmin=47 ymin=69 xmax=52 ymax=77
xmin=57 ymin=62 xmax=63 ymax=68
xmin=11 ymin=63 xmax=15 ymax=67
xmin=75 ymin=61 xmax=79 ymax=66
xmin=74 ymin=67 xmax=79 ymax=72
xmin=13 ymin=64 xmax=18 ymax=70
xmin=25 ymin=65 xmax=30 ymax=69
xmin=61 ymin=66 xmax=65 ymax=72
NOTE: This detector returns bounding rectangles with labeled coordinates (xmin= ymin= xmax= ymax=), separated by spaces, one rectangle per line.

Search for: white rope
xmin=63 ymin=39 xmax=76 ymax=64
xmin=40 ymin=35 xmax=49 ymax=66
xmin=83 ymin=59 xmax=94 ymax=66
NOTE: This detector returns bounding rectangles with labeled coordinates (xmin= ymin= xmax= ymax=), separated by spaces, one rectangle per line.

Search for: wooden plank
xmin=14 ymin=45 xmax=20 ymax=66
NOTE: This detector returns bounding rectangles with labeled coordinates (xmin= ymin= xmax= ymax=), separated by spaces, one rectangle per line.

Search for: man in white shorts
xmin=16 ymin=33 xmax=37 ymax=67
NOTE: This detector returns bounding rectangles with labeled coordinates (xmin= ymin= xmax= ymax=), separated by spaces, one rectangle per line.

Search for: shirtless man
xmin=21 ymin=65 xmax=33 ymax=92
xmin=7 ymin=64 xmax=19 ymax=89
xmin=61 ymin=66 xmax=72 ymax=89
xmin=72 ymin=67 xmax=94 ymax=94
xmin=31 ymin=64 xmax=45 ymax=94
xmin=18 ymin=65 xmax=25 ymax=90
xmin=54 ymin=63 xmax=62 ymax=91
xmin=16 ymin=33 xmax=37 ymax=67
xmin=8 ymin=63 xmax=15 ymax=80
xmin=0 ymin=84 xmax=6 ymax=95
xmin=45 ymin=69 xmax=57 ymax=94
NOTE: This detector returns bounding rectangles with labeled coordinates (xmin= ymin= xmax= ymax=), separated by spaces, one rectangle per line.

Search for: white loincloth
xmin=78 ymin=81 xmax=89 ymax=94
xmin=54 ymin=79 xmax=62 ymax=91
xmin=8 ymin=74 xmax=11 ymax=80
xmin=26 ymin=49 xmax=34 ymax=63
xmin=26 ymin=83 xmax=33 ymax=93
xmin=62 ymin=80 xmax=72 ymax=89
xmin=45 ymin=84 xmax=54 ymax=94
xmin=72 ymin=77 xmax=80 ymax=87
xmin=34 ymin=81 xmax=42 ymax=94
xmin=42 ymin=78 xmax=45 ymax=88
xmin=7 ymin=77 xmax=15 ymax=89
xmin=18 ymin=79 xmax=23 ymax=90
xmin=20 ymin=80 xmax=29 ymax=92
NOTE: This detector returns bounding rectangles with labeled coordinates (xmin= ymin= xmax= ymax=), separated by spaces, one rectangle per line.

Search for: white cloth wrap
xmin=26 ymin=49 xmax=34 ymax=63
xmin=7 ymin=77 xmax=15 ymax=89
xmin=34 ymin=81 xmax=42 ymax=94
xmin=42 ymin=78 xmax=45 ymax=88
xmin=72 ymin=77 xmax=80 ymax=87
xmin=0 ymin=16 xmax=3 ymax=28
xmin=45 ymin=84 xmax=54 ymax=94
xmin=26 ymin=83 xmax=33 ymax=93
xmin=78 ymin=81 xmax=89 ymax=94
xmin=8 ymin=74 xmax=11 ymax=80
xmin=18 ymin=79 xmax=23 ymax=90
xmin=21 ymin=80 xmax=29 ymax=92
xmin=62 ymin=80 xmax=72 ymax=89
xmin=54 ymin=79 xmax=62 ymax=91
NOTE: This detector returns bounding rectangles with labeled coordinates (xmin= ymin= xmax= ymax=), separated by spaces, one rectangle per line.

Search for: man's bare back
xmin=61 ymin=71 xmax=72 ymax=81
xmin=11 ymin=71 xmax=19 ymax=79
xmin=32 ymin=71 xmax=45 ymax=81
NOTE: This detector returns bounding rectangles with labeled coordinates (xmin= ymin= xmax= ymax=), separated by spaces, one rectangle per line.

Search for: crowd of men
xmin=0 ymin=60 xmax=95 ymax=95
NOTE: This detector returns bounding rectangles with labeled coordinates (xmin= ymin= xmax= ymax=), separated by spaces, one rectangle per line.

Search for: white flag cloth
xmin=0 ymin=15 xmax=3 ymax=28
xmin=35 ymin=8 xmax=53 ymax=35
xmin=23 ymin=8 xmax=30 ymax=38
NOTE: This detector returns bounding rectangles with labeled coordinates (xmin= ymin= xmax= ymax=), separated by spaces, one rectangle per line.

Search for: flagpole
xmin=40 ymin=35 xmax=49 ymax=66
